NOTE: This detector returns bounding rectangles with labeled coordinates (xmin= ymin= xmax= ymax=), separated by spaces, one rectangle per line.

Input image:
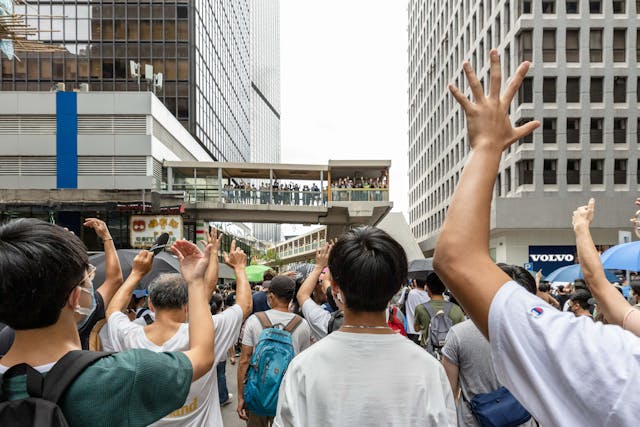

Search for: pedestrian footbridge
xmin=161 ymin=160 xmax=393 ymax=238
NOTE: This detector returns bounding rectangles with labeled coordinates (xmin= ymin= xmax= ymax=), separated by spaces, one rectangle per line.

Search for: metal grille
xmin=0 ymin=156 xmax=55 ymax=175
xmin=78 ymin=156 xmax=147 ymax=176
xmin=78 ymin=116 xmax=148 ymax=135
xmin=0 ymin=116 xmax=56 ymax=134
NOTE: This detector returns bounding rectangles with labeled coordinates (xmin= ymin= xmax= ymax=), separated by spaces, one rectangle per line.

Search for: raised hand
xmin=573 ymin=198 xmax=595 ymax=230
xmin=315 ymin=241 xmax=333 ymax=268
xmin=172 ymin=239 xmax=211 ymax=284
xmin=206 ymin=226 xmax=224 ymax=255
xmin=83 ymin=218 xmax=112 ymax=241
xmin=448 ymin=49 xmax=540 ymax=152
xmin=223 ymin=240 xmax=247 ymax=270
xmin=131 ymin=250 xmax=154 ymax=277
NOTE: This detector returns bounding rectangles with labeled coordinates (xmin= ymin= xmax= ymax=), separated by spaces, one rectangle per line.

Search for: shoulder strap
xmin=256 ymin=312 xmax=273 ymax=330
xmin=443 ymin=301 xmax=453 ymax=317
xmin=422 ymin=301 xmax=436 ymax=317
xmin=42 ymin=351 xmax=111 ymax=403
xmin=283 ymin=315 xmax=303 ymax=333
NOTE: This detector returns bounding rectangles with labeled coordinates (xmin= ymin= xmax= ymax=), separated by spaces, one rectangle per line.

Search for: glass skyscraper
xmin=0 ymin=1 xmax=251 ymax=162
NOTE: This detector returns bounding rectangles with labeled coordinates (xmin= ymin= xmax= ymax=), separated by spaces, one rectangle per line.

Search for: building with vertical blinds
xmin=408 ymin=0 xmax=639 ymax=270
xmin=0 ymin=1 xmax=251 ymax=162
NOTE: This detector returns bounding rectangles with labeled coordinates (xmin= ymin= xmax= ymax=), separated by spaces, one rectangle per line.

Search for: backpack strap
xmin=422 ymin=301 xmax=436 ymax=318
xmin=443 ymin=301 xmax=453 ymax=317
xmin=283 ymin=315 xmax=303 ymax=334
xmin=256 ymin=312 xmax=273 ymax=330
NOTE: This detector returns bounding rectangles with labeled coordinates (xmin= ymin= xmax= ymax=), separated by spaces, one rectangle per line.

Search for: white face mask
xmin=75 ymin=279 xmax=97 ymax=329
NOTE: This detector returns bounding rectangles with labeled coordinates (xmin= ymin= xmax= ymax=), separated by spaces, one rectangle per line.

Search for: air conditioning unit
xmin=56 ymin=82 xmax=65 ymax=92
xmin=79 ymin=83 xmax=89 ymax=92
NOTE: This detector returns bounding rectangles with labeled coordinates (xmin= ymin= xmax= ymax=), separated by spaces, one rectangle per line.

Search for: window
xmin=613 ymin=29 xmax=626 ymax=62
xmin=520 ymin=0 xmax=532 ymax=14
xmin=590 ymin=1 xmax=602 ymax=13
xmin=519 ymin=77 xmax=533 ymax=104
xmin=542 ymin=0 xmax=556 ymax=12
xmin=590 ymin=29 xmax=603 ymax=62
xmin=590 ymin=77 xmax=603 ymax=102
xmin=638 ymin=77 xmax=640 ymax=102
xmin=614 ymin=77 xmax=627 ymax=102
xmin=637 ymin=30 xmax=640 ymax=61
xmin=543 ymin=78 xmax=556 ymax=102
xmin=566 ymin=0 xmax=579 ymax=13
xmin=614 ymin=159 xmax=627 ymax=184
xmin=567 ymin=159 xmax=581 ymax=184
xmin=517 ymin=118 xmax=535 ymax=143
xmin=614 ymin=118 xmax=627 ymax=143
xmin=496 ymin=173 xmax=502 ymax=196
xmin=567 ymin=118 xmax=580 ymax=143
xmin=613 ymin=0 xmax=626 ymax=13
xmin=590 ymin=118 xmax=604 ymax=143
xmin=543 ymin=118 xmax=557 ymax=143
xmin=519 ymin=30 xmax=533 ymax=62
xmin=590 ymin=159 xmax=604 ymax=184
xmin=506 ymin=167 xmax=512 ymax=192
xmin=637 ymin=159 xmax=640 ymax=184
xmin=566 ymin=29 xmax=580 ymax=62
xmin=543 ymin=30 xmax=556 ymax=61
xmin=517 ymin=160 xmax=534 ymax=185
xmin=543 ymin=159 xmax=557 ymax=184
xmin=566 ymin=77 xmax=580 ymax=102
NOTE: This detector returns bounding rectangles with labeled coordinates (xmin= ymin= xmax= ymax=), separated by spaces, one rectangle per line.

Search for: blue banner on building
xmin=528 ymin=245 xmax=577 ymax=277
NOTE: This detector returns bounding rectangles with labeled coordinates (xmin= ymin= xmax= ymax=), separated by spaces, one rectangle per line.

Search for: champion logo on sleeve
xmin=529 ymin=306 xmax=544 ymax=318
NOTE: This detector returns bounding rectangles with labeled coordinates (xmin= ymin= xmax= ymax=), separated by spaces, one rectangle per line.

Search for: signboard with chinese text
xmin=130 ymin=215 xmax=183 ymax=248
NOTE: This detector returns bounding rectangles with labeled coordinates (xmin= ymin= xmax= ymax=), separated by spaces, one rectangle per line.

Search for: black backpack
xmin=327 ymin=310 xmax=344 ymax=334
xmin=0 ymin=351 xmax=110 ymax=427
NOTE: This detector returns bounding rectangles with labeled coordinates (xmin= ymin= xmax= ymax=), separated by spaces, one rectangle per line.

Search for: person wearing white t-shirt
xmin=436 ymin=51 xmax=640 ymax=425
xmin=404 ymin=279 xmax=430 ymax=343
xmin=274 ymin=227 xmax=456 ymax=427
xmin=238 ymin=275 xmax=311 ymax=427
xmin=297 ymin=243 xmax=343 ymax=341
xmin=106 ymin=233 xmax=252 ymax=427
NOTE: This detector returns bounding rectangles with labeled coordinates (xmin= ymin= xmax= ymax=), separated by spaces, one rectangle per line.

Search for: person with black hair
xmin=0 ymin=218 xmax=215 ymax=426
xmin=568 ymin=289 xmax=593 ymax=318
xmin=442 ymin=264 xmax=538 ymax=427
xmin=274 ymin=227 xmax=455 ymax=426
xmin=404 ymin=277 xmax=431 ymax=344
xmin=413 ymin=272 xmax=464 ymax=350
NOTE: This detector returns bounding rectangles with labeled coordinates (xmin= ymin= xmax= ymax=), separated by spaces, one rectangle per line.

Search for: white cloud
xmin=280 ymin=0 xmax=409 ymax=217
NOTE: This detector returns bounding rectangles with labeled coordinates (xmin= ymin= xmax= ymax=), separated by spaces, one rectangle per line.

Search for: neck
xmin=153 ymin=309 xmax=186 ymax=325
xmin=270 ymin=303 xmax=290 ymax=312
xmin=341 ymin=308 xmax=393 ymax=334
xmin=430 ymin=294 xmax=445 ymax=301
xmin=1 ymin=316 xmax=80 ymax=367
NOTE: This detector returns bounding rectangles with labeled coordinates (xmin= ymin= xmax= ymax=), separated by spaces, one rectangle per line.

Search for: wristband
xmin=103 ymin=237 xmax=113 ymax=242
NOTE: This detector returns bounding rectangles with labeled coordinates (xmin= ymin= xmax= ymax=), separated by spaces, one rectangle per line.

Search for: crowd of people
xmin=222 ymin=182 xmax=324 ymax=206
xmin=3 ymin=50 xmax=640 ymax=426
xmin=330 ymin=175 xmax=388 ymax=202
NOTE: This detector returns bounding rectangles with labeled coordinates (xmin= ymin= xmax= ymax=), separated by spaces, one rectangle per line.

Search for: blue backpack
xmin=244 ymin=312 xmax=302 ymax=417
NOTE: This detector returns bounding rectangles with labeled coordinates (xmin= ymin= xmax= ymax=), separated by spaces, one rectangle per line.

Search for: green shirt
xmin=414 ymin=300 xmax=465 ymax=348
xmin=0 ymin=349 xmax=192 ymax=427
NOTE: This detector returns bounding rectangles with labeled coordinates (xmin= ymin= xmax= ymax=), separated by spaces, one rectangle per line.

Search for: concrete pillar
xmin=167 ymin=166 xmax=173 ymax=191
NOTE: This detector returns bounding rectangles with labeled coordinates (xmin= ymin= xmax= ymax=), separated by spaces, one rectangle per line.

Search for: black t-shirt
xmin=252 ymin=291 xmax=270 ymax=314
xmin=0 ymin=291 xmax=105 ymax=355
xmin=225 ymin=291 xmax=237 ymax=308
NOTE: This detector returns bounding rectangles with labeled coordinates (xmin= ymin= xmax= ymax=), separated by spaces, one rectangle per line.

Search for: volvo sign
xmin=528 ymin=246 xmax=577 ymax=276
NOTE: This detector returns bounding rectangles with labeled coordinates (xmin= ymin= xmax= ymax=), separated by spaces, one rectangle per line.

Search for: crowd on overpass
xmin=222 ymin=182 xmax=325 ymax=206
xmin=331 ymin=174 xmax=388 ymax=202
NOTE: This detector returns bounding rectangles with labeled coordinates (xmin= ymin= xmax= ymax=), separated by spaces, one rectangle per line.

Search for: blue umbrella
xmin=545 ymin=264 xmax=619 ymax=283
xmin=601 ymin=241 xmax=640 ymax=272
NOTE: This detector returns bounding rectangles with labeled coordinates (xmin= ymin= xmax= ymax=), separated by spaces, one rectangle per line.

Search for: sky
xmin=279 ymin=0 xmax=409 ymax=220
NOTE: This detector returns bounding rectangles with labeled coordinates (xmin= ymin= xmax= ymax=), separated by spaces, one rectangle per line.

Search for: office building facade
xmin=408 ymin=0 xmax=640 ymax=272
xmin=0 ymin=1 xmax=251 ymax=162
xmin=250 ymin=0 xmax=281 ymax=242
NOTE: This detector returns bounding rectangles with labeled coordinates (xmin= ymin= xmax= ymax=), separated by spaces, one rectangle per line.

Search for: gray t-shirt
xmin=442 ymin=319 xmax=535 ymax=427
xmin=241 ymin=309 xmax=311 ymax=354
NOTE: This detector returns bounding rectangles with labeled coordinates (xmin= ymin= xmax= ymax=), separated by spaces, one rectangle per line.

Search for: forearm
xmin=234 ymin=266 xmax=252 ymax=318
xmin=105 ymin=271 xmax=143 ymax=319
xmin=434 ymin=148 xmax=510 ymax=337
xmin=204 ymin=253 xmax=219 ymax=298
xmin=184 ymin=279 xmax=215 ymax=380
xmin=97 ymin=239 xmax=124 ymax=305
xmin=237 ymin=353 xmax=251 ymax=397
xmin=297 ymin=265 xmax=323 ymax=306
xmin=575 ymin=225 xmax=630 ymax=325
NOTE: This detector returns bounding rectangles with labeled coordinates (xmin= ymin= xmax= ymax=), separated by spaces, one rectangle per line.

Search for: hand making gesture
xmin=172 ymin=239 xmax=211 ymax=285
xmin=83 ymin=218 xmax=113 ymax=241
xmin=204 ymin=227 xmax=224 ymax=292
xmin=573 ymin=198 xmax=595 ymax=231
xmin=223 ymin=239 xmax=247 ymax=270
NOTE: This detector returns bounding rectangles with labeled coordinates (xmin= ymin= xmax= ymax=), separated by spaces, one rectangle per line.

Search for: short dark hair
xmin=148 ymin=274 xmax=188 ymax=310
xmin=0 ymin=219 xmax=88 ymax=329
xmin=425 ymin=272 xmax=446 ymax=295
xmin=573 ymin=279 xmax=587 ymax=289
xmin=570 ymin=289 xmax=592 ymax=309
xmin=631 ymin=280 xmax=640 ymax=296
xmin=414 ymin=278 xmax=427 ymax=289
xmin=538 ymin=282 xmax=551 ymax=293
xmin=329 ymin=227 xmax=408 ymax=312
xmin=497 ymin=263 xmax=537 ymax=295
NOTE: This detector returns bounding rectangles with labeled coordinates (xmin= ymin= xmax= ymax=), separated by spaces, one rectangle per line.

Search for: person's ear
xmin=148 ymin=299 xmax=156 ymax=313
xmin=67 ymin=286 xmax=81 ymax=310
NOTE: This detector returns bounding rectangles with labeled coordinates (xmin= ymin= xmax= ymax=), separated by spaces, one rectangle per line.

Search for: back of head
xmin=148 ymin=273 xmax=188 ymax=310
xmin=414 ymin=278 xmax=427 ymax=289
xmin=497 ymin=263 xmax=537 ymax=295
xmin=425 ymin=272 xmax=446 ymax=295
xmin=570 ymin=289 xmax=592 ymax=309
xmin=538 ymin=282 xmax=551 ymax=293
xmin=269 ymin=275 xmax=295 ymax=303
xmin=0 ymin=218 xmax=88 ymax=330
xmin=329 ymin=227 xmax=408 ymax=312
xmin=210 ymin=293 xmax=224 ymax=314
xmin=573 ymin=279 xmax=587 ymax=290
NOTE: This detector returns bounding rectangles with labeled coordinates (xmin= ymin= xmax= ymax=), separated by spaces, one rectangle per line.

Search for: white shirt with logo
xmin=489 ymin=281 xmax=640 ymax=426
xmin=107 ymin=305 xmax=243 ymax=427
